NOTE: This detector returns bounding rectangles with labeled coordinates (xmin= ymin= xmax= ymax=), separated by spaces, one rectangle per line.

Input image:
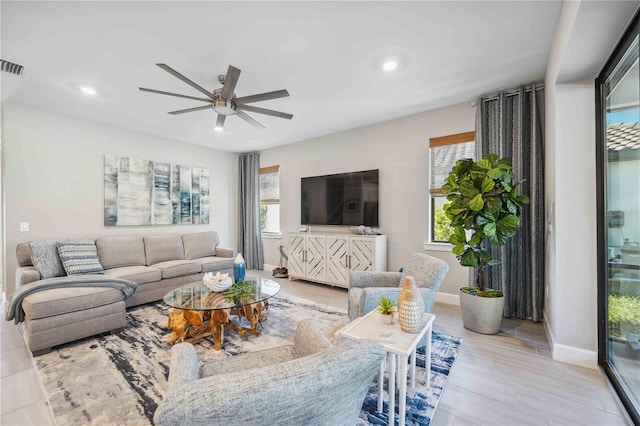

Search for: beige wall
xmin=3 ymin=103 xmax=238 ymax=296
xmin=542 ymin=0 xmax=637 ymax=367
xmin=260 ymin=102 xmax=474 ymax=297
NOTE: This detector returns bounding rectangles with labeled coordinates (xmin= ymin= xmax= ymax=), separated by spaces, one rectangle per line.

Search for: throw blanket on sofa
xmin=5 ymin=275 xmax=138 ymax=324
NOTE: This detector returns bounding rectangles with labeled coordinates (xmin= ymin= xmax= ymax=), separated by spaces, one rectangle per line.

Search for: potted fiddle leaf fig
xmin=441 ymin=154 xmax=529 ymax=334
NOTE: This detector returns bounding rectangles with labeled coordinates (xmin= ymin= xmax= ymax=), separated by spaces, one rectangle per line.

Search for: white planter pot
xmin=459 ymin=289 xmax=505 ymax=334
xmin=379 ymin=312 xmax=395 ymax=324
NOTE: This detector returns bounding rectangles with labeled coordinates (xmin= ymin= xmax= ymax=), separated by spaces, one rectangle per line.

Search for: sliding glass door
xmin=596 ymin=10 xmax=640 ymax=424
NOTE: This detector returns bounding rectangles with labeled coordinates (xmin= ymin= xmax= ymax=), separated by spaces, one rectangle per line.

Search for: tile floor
xmin=0 ymin=270 xmax=633 ymax=425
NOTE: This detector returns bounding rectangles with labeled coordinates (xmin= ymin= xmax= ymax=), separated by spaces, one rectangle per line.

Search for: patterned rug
xmin=34 ymin=294 xmax=461 ymax=425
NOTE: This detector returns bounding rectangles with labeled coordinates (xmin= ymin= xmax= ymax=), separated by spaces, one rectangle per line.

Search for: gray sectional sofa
xmin=10 ymin=231 xmax=234 ymax=355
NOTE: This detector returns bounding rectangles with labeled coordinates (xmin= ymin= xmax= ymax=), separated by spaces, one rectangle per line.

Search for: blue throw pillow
xmin=57 ymin=240 xmax=104 ymax=275
xmin=28 ymin=240 xmax=66 ymax=279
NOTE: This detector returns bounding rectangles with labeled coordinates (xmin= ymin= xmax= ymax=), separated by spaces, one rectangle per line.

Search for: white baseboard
xmin=435 ymin=292 xmax=460 ymax=306
xmin=263 ymin=264 xmax=277 ymax=272
xmin=544 ymin=317 xmax=598 ymax=369
xmin=552 ymin=344 xmax=598 ymax=369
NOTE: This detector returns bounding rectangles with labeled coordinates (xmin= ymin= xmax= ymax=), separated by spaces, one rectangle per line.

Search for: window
xmin=596 ymin=13 xmax=640 ymax=423
xmin=259 ymin=165 xmax=280 ymax=234
xmin=429 ymin=131 xmax=475 ymax=243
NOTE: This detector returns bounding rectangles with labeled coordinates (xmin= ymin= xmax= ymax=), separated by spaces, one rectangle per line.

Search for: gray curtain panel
xmin=474 ymin=85 xmax=545 ymax=322
xmin=238 ymin=152 xmax=264 ymax=270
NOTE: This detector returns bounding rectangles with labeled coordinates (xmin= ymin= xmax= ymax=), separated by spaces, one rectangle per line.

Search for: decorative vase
xmin=397 ymin=276 xmax=425 ymax=333
xmin=233 ymin=253 xmax=246 ymax=282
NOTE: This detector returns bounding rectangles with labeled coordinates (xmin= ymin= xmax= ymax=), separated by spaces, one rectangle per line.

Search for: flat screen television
xmin=301 ymin=169 xmax=379 ymax=226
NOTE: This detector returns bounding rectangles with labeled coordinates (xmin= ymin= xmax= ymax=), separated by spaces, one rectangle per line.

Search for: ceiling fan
xmin=139 ymin=64 xmax=293 ymax=130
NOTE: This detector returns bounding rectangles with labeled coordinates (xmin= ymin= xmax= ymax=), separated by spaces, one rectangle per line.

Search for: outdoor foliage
xmin=609 ymin=294 xmax=640 ymax=336
xmin=259 ymin=205 xmax=268 ymax=231
xmin=434 ymin=206 xmax=454 ymax=242
xmin=441 ymin=154 xmax=529 ymax=293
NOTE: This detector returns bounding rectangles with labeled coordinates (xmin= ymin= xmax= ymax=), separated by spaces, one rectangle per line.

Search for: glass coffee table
xmin=163 ymin=277 xmax=280 ymax=350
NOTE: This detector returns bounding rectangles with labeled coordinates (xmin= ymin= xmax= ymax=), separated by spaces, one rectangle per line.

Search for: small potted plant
xmin=377 ymin=296 xmax=396 ymax=324
xmin=224 ymin=279 xmax=255 ymax=303
xmin=442 ymin=154 xmax=529 ymax=334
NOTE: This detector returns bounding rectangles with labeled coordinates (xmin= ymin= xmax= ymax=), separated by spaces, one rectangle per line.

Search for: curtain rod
xmin=468 ymin=83 xmax=544 ymax=107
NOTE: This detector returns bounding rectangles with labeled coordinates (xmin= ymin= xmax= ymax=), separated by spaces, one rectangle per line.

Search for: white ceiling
xmin=0 ymin=1 xmax=630 ymax=153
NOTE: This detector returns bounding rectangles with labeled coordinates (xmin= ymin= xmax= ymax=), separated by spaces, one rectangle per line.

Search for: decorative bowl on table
xmin=203 ymin=272 xmax=232 ymax=292
xmin=349 ymin=225 xmax=381 ymax=235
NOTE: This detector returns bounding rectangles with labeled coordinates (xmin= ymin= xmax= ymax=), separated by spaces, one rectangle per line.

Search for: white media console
xmin=287 ymin=232 xmax=387 ymax=288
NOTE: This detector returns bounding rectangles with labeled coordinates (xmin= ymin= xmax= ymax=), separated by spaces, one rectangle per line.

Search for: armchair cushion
xmin=400 ymin=252 xmax=449 ymax=291
xmin=349 ymin=271 xmax=402 ymax=289
xmin=350 ymin=287 xmax=439 ymax=321
xmin=200 ymin=319 xmax=331 ymax=377
xmin=348 ymin=253 xmax=449 ymax=320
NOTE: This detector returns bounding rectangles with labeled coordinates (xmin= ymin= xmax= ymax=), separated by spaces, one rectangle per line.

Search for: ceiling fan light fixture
xmin=141 ymin=63 xmax=292 ymax=129
xmin=80 ymin=86 xmax=97 ymax=95
xmin=214 ymin=125 xmax=223 ymax=132
xmin=382 ymin=60 xmax=398 ymax=72
xmin=213 ymin=99 xmax=235 ymax=116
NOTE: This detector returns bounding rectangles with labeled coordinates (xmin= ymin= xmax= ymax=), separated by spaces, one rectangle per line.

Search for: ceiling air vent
xmin=1 ymin=59 xmax=25 ymax=76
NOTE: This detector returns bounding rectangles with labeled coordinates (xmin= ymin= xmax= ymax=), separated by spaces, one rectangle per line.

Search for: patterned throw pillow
xmin=28 ymin=240 xmax=66 ymax=278
xmin=57 ymin=240 xmax=104 ymax=275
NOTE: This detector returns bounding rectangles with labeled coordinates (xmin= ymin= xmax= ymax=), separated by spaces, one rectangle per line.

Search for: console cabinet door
xmin=288 ymin=234 xmax=306 ymax=277
xmin=305 ymin=235 xmax=326 ymax=281
xmin=326 ymin=235 xmax=350 ymax=285
xmin=349 ymin=237 xmax=376 ymax=272
xmin=287 ymin=233 xmax=385 ymax=287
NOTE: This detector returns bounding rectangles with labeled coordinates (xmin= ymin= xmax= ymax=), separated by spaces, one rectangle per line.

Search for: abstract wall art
xmin=104 ymin=154 xmax=209 ymax=226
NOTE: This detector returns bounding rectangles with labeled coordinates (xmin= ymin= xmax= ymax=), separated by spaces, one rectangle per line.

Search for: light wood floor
xmin=1 ymin=271 xmax=632 ymax=425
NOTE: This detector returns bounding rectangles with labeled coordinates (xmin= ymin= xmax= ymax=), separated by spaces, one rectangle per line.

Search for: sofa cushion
xmin=22 ymin=286 xmax=124 ymax=320
xmin=144 ymin=235 xmax=185 ymax=265
xmin=28 ymin=240 xmax=66 ymax=279
xmin=96 ymin=236 xmax=146 ymax=270
xmin=182 ymin=232 xmax=220 ymax=260
xmin=150 ymin=260 xmax=201 ymax=279
xmin=16 ymin=243 xmax=33 ymax=267
xmin=195 ymin=256 xmax=235 ymax=273
xmin=104 ymin=265 xmax=162 ymax=285
xmin=57 ymin=240 xmax=104 ymax=275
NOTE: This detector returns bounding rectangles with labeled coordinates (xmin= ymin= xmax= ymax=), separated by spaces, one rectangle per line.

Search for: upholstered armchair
xmin=153 ymin=319 xmax=385 ymax=426
xmin=348 ymin=252 xmax=449 ymax=320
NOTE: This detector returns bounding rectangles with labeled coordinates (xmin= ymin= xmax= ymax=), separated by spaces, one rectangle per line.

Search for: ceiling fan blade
xmin=236 ymin=104 xmax=293 ymax=120
xmin=156 ymin=63 xmax=215 ymax=100
xmin=216 ymin=114 xmax=226 ymax=129
xmin=168 ymin=105 xmax=213 ymax=115
xmin=235 ymin=110 xmax=265 ymax=129
xmin=235 ymin=89 xmax=290 ymax=105
xmin=139 ymin=87 xmax=212 ymax=103
xmin=221 ymin=65 xmax=241 ymax=100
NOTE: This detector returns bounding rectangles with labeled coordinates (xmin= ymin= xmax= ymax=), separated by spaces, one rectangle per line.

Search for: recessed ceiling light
xmin=382 ymin=60 xmax=398 ymax=72
xmin=214 ymin=126 xmax=223 ymax=132
xmin=80 ymin=86 xmax=97 ymax=95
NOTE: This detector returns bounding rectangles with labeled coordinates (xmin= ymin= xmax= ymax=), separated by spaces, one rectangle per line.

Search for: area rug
xmin=33 ymin=294 xmax=461 ymax=425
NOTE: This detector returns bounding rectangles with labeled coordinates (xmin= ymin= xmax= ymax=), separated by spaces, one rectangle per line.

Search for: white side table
xmin=337 ymin=309 xmax=435 ymax=426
